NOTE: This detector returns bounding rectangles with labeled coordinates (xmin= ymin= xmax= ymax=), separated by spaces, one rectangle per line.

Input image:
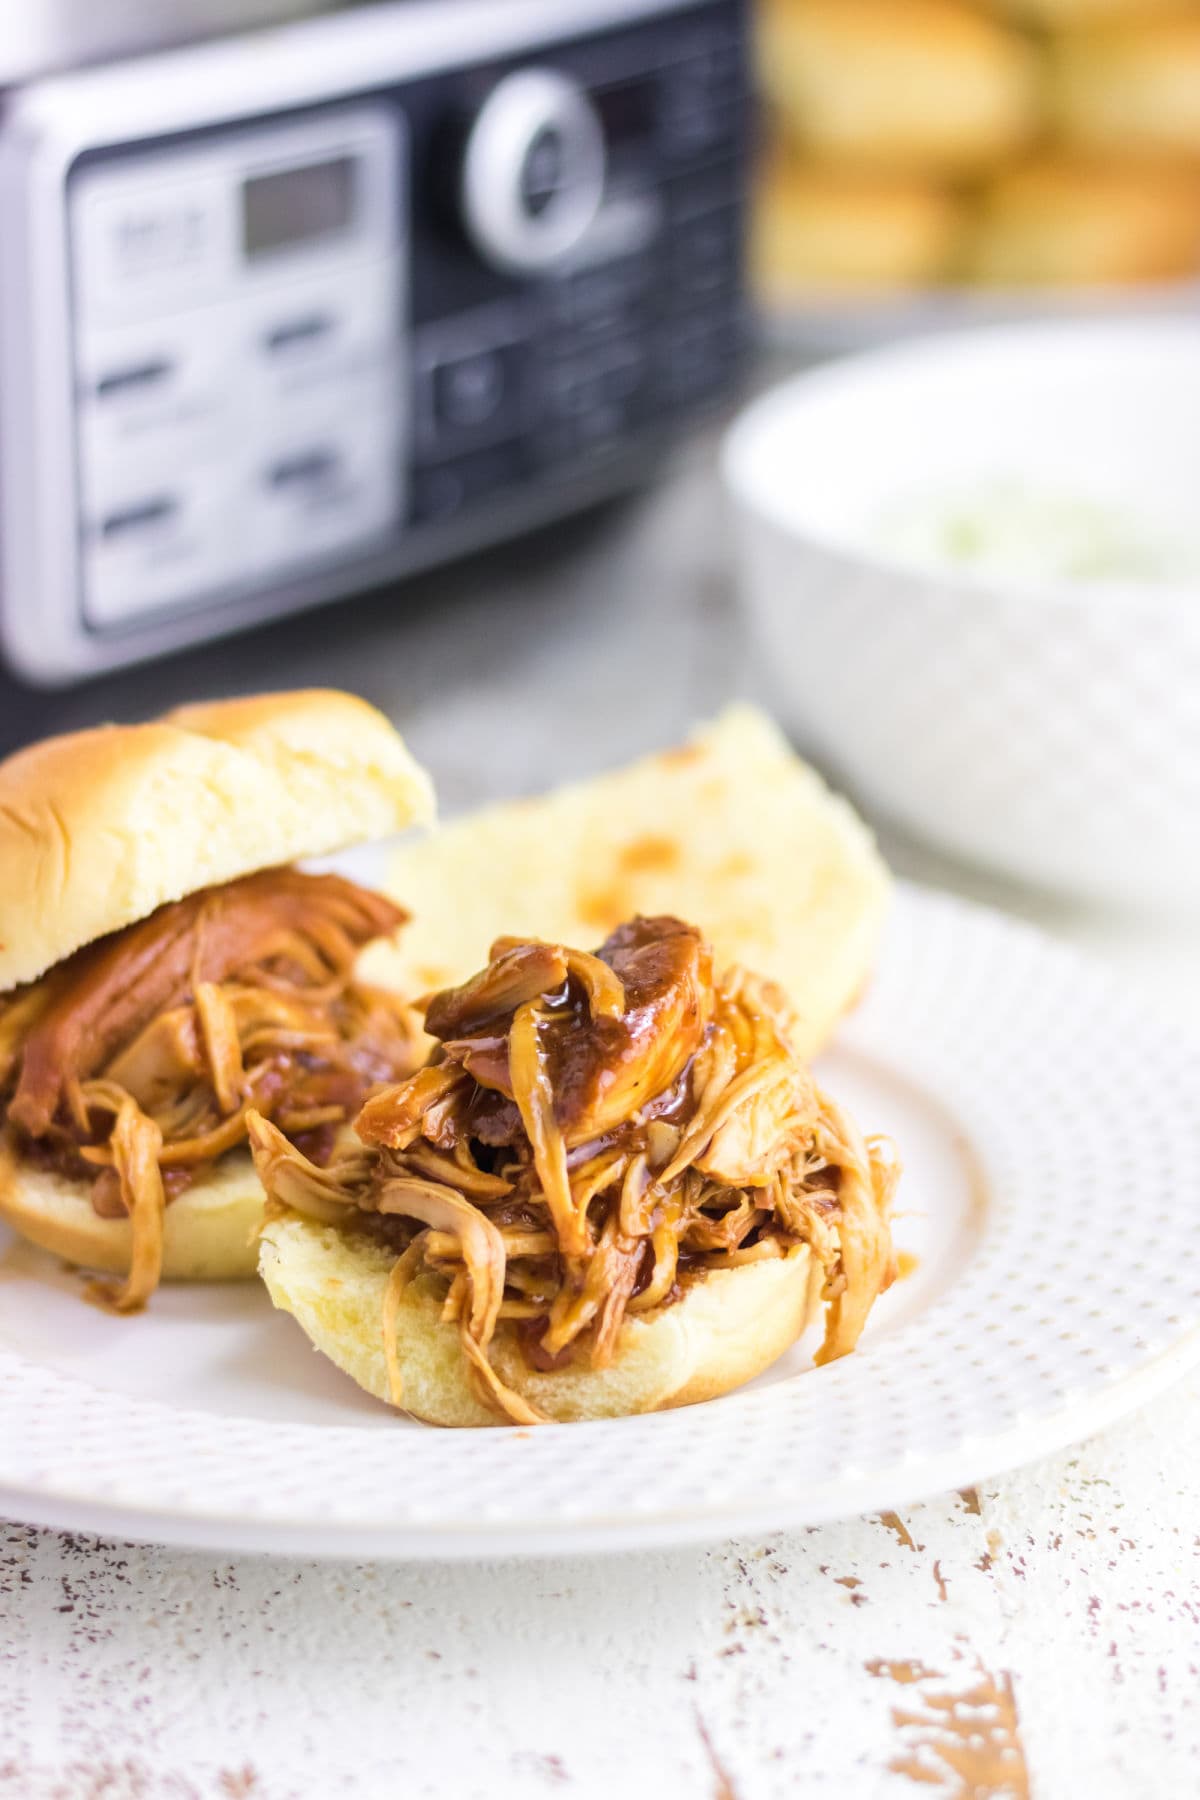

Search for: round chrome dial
xmin=460 ymin=69 xmax=606 ymax=276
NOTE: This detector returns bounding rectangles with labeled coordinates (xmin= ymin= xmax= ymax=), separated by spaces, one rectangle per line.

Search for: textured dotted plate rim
xmin=2 ymin=882 xmax=1198 ymax=1559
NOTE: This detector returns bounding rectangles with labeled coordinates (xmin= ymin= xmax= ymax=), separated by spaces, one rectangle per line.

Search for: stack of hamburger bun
xmin=755 ymin=0 xmax=1200 ymax=295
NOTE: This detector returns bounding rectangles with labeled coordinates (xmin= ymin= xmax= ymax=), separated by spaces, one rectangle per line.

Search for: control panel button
xmin=673 ymin=205 xmax=741 ymax=296
xmin=550 ymin=255 xmax=653 ymax=335
xmin=434 ymin=348 xmax=507 ymax=430
xmin=666 ymin=165 xmax=743 ymax=226
xmin=542 ymin=336 xmax=648 ymax=423
xmin=245 ymin=258 xmax=402 ymax=406
xmin=594 ymin=337 xmax=648 ymax=400
xmin=410 ymin=443 xmax=523 ymax=525
xmin=415 ymin=311 xmax=527 ymax=460
xmin=93 ymin=359 xmax=173 ymax=399
xmin=661 ymin=316 xmax=742 ymax=407
xmin=76 ymin=305 xmax=233 ymax=479
xmin=82 ymin=471 xmax=242 ymax=627
xmin=525 ymin=405 xmax=627 ymax=477
xmin=250 ymin=398 xmax=402 ymax=575
xmin=262 ymin=311 xmax=336 ymax=354
xmin=524 ymin=417 xmax=580 ymax=479
xmin=659 ymin=29 xmax=747 ymax=161
xmin=574 ymin=399 xmax=628 ymax=453
xmin=72 ymin=170 xmax=234 ymax=323
xmin=460 ymin=69 xmax=606 ymax=275
xmin=266 ymin=447 xmax=341 ymax=490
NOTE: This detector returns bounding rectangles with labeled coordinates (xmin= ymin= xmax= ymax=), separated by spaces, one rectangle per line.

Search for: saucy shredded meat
xmin=0 ymin=868 xmax=422 ymax=1311
xmin=247 ymin=914 xmax=899 ymax=1425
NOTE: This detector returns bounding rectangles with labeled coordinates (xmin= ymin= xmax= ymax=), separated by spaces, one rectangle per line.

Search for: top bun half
xmin=372 ymin=707 xmax=889 ymax=1064
xmin=0 ymin=689 xmax=435 ymax=992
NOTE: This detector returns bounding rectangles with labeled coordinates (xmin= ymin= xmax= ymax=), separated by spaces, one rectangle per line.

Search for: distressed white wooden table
xmin=2 ymin=425 xmax=1198 ymax=1800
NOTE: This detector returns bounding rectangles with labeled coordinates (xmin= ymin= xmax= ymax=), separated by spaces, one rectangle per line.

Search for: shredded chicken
xmin=247 ymin=915 xmax=899 ymax=1425
xmin=0 ymin=868 xmax=423 ymax=1308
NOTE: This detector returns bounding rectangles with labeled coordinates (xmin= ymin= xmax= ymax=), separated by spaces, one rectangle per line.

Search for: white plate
xmin=2 ymin=883 xmax=1198 ymax=1558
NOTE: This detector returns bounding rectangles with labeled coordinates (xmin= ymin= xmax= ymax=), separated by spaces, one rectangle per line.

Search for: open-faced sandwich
xmin=251 ymin=915 xmax=898 ymax=1426
xmin=0 ymin=690 xmax=433 ymax=1309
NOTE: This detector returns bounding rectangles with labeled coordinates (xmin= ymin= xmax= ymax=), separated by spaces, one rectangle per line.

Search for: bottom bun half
xmin=0 ymin=1134 xmax=263 ymax=1281
xmin=259 ymin=1213 xmax=824 ymax=1426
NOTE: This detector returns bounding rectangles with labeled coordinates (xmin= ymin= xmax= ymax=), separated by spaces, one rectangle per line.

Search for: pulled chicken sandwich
xmin=251 ymin=914 xmax=899 ymax=1426
xmin=0 ymin=690 xmax=435 ymax=1303
xmin=1 ymin=870 xmax=423 ymax=1309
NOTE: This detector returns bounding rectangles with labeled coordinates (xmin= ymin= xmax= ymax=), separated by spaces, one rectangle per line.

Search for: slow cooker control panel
xmin=50 ymin=0 xmax=747 ymax=655
xmin=69 ymin=106 xmax=406 ymax=631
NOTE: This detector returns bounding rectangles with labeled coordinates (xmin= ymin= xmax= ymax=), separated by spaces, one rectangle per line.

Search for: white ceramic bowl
xmin=723 ymin=319 xmax=1200 ymax=908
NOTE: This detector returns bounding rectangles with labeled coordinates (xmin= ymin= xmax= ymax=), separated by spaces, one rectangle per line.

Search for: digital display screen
xmin=242 ymin=155 xmax=358 ymax=258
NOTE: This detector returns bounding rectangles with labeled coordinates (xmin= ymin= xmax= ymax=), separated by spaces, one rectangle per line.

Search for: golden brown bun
xmin=755 ymin=154 xmax=965 ymax=293
xmin=1055 ymin=16 xmax=1200 ymax=157
xmin=758 ymin=0 xmax=1042 ymax=174
xmin=259 ymin=1213 xmax=822 ymax=1425
xmin=367 ymin=708 xmax=890 ymax=1065
xmin=969 ymin=154 xmax=1200 ymax=283
xmin=996 ymin=0 xmax=1197 ymax=22
xmin=0 ymin=689 xmax=435 ymax=993
xmin=0 ymin=1134 xmax=262 ymax=1281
